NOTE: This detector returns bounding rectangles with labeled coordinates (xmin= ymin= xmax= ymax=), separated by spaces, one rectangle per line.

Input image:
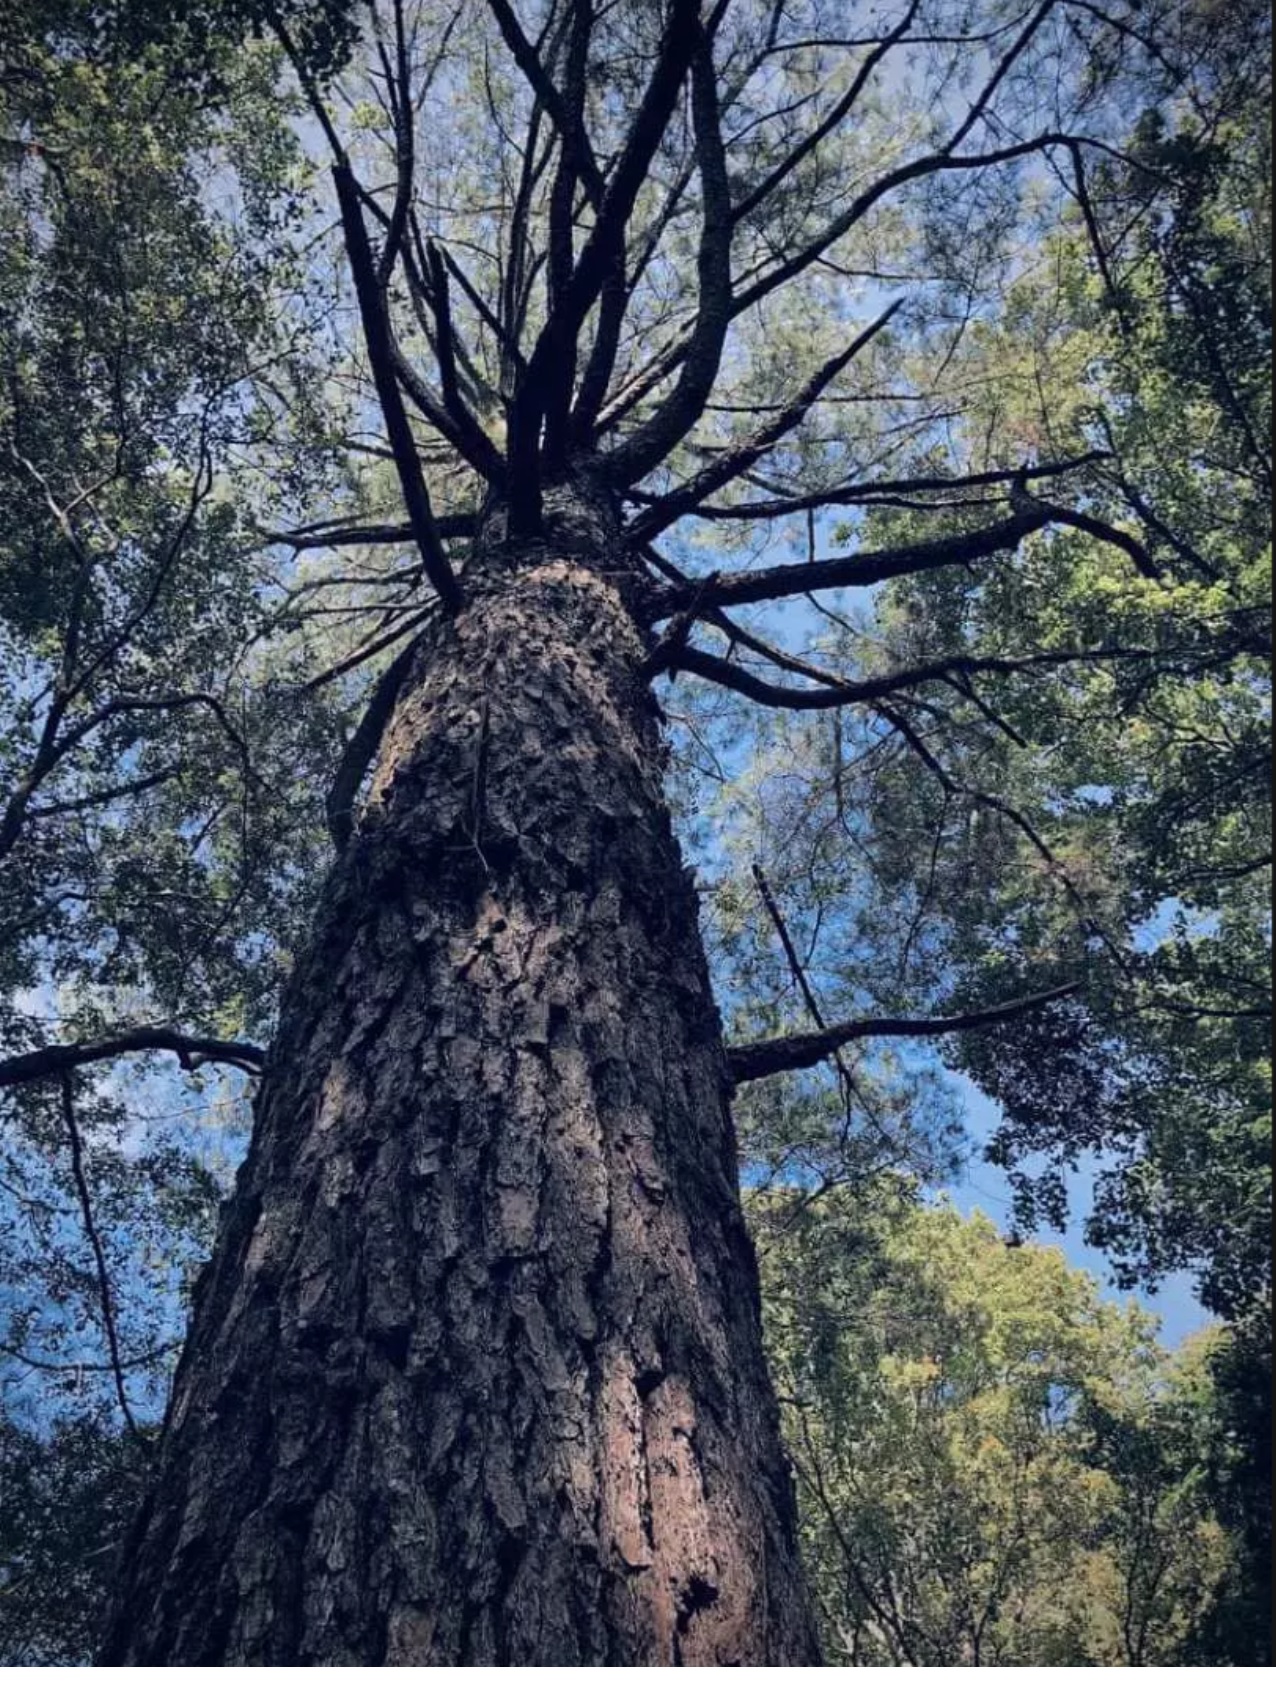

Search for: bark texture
xmin=101 ymin=492 xmax=819 ymax=1665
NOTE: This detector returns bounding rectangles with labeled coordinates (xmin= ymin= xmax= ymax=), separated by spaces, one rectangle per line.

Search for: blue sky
xmin=945 ymin=1071 xmax=1211 ymax=1347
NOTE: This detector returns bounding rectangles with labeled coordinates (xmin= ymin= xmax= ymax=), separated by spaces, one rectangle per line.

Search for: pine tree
xmin=1 ymin=0 xmax=1266 ymax=1664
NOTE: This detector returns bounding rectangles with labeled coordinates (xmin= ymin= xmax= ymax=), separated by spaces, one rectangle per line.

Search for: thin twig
xmin=60 ymin=1076 xmax=148 ymax=1447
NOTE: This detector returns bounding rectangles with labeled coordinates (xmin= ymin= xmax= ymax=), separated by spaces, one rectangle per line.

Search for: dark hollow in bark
xmin=100 ymin=489 xmax=820 ymax=1665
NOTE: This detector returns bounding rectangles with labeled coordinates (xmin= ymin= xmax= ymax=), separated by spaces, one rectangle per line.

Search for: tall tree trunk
xmin=101 ymin=492 xmax=819 ymax=1665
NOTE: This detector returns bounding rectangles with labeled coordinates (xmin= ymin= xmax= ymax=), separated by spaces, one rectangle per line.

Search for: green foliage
xmin=755 ymin=1190 xmax=1239 ymax=1665
xmin=0 ymin=1410 xmax=152 ymax=1663
xmin=0 ymin=0 xmax=372 ymax=1571
xmin=879 ymin=74 xmax=1272 ymax=1322
xmin=698 ymin=6 xmax=1270 ymax=1328
xmin=0 ymin=0 xmax=363 ymax=98
xmin=0 ymin=2 xmax=364 ymax=1450
xmin=1180 ymin=1316 xmax=1274 ymax=1663
xmin=0 ymin=0 xmax=353 ymax=1042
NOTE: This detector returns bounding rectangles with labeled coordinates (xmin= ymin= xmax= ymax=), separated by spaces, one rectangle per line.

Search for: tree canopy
xmin=757 ymin=1187 xmax=1243 ymax=1665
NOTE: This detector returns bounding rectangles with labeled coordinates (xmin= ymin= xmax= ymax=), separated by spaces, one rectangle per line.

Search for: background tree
xmin=0 ymin=0 xmax=360 ymax=1436
xmin=0 ymin=0 xmax=1268 ymax=1665
xmin=0 ymin=1410 xmax=150 ymax=1664
xmin=756 ymin=1189 xmax=1237 ymax=1666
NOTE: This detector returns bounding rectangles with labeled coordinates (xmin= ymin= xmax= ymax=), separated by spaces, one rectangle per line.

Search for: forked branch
xmin=485 ymin=0 xmax=604 ymax=206
xmin=507 ymin=0 xmax=705 ymax=526
xmin=598 ymin=29 xmax=734 ymax=486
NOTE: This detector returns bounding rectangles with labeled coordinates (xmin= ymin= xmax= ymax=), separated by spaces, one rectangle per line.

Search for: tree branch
xmin=325 ymin=637 xmax=418 ymax=850
xmin=60 ymin=1075 xmax=147 ymax=1445
xmin=375 ymin=0 xmax=416 ymax=282
xmin=541 ymin=0 xmax=596 ymax=467
xmin=54 ymin=690 xmax=260 ymax=785
xmin=750 ymin=863 xmax=890 ymax=1152
xmin=262 ymin=513 xmax=474 ymax=550
xmin=332 ymin=163 xmax=463 ymax=611
xmin=663 ymin=638 xmax=1169 ymax=707
xmin=507 ymin=0 xmax=704 ymax=528
xmin=296 ymin=605 xmax=436 ymax=694
xmin=1009 ymin=471 xmax=1161 ymax=580
xmin=0 ymin=688 xmax=257 ymax=864
xmin=730 ymin=0 xmax=922 ymax=226
xmin=877 ymin=701 xmax=1129 ymax=970
xmin=628 ymin=302 xmax=902 ymax=536
xmin=424 ymin=241 xmax=508 ymax=482
xmin=0 ymin=1337 xmax=181 ymax=1376
xmin=484 ymin=0 xmax=604 ymax=206
xmin=678 ymin=450 xmax=1111 ymax=521
xmin=25 ymin=763 xmax=182 ymax=820
xmin=597 ymin=30 xmax=734 ymax=482
xmin=728 ymin=984 xmax=1080 ymax=1084
xmin=940 ymin=0 xmax=1057 ymax=157
xmin=647 ymin=508 xmax=1050 ymax=617
xmin=438 ymin=244 xmax=528 ymax=384
xmin=731 ymin=132 xmax=1143 ymax=317
xmin=0 ymin=1030 xmax=267 ymax=1089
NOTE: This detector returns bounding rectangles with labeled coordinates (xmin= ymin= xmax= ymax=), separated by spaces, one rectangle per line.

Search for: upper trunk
xmin=101 ymin=489 xmax=819 ymax=1665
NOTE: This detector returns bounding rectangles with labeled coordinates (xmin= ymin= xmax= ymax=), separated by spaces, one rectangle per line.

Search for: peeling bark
xmin=101 ymin=490 xmax=819 ymax=1665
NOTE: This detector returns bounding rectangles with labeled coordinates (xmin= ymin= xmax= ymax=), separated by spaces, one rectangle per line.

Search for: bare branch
xmin=376 ymin=0 xmax=416 ymax=282
xmin=0 ymin=1029 xmax=267 ymax=1089
xmin=425 ymin=241 xmax=508 ymax=481
xmin=730 ymin=0 xmax=923 ymax=226
xmin=55 ymin=690 xmax=259 ymax=784
xmin=728 ymin=983 xmax=1081 ymax=1083
xmin=0 ymin=1332 xmax=180 ymax=1373
xmin=25 ymin=764 xmax=182 ymax=820
xmin=661 ymin=637 xmax=1173 ymax=708
xmin=679 ymin=450 xmax=1112 ymax=521
xmin=262 ymin=513 xmax=474 ymax=550
xmin=508 ymin=0 xmax=705 ymax=528
xmin=540 ymin=0 xmax=595 ymax=467
xmin=332 ymin=163 xmax=463 ymax=610
xmin=734 ymin=131 xmax=1074 ymax=315
xmin=485 ymin=0 xmax=604 ymax=205
xmin=60 ymin=1075 xmax=148 ymax=1444
xmin=296 ymin=605 xmax=436 ymax=694
xmin=267 ymin=5 xmax=345 ymax=163
xmin=878 ymin=700 xmax=1130 ymax=970
xmin=1066 ymin=139 xmax=1132 ymax=338
xmin=0 ymin=687 xmax=256 ymax=864
xmin=326 ymin=638 xmax=417 ymax=850
xmin=597 ymin=31 xmax=734 ymax=482
xmin=941 ymin=0 xmax=1057 ymax=157
xmin=0 ymin=1337 xmax=181 ymax=1376
xmin=438 ymin=245 xmax=528 ymax=383
xmin=647 ymin=508 xmax=1050 ymax=618
xmin=749 ymin=863 xmax=903 ymax=1159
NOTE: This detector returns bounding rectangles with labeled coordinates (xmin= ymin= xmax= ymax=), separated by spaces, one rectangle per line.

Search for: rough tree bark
xmin=100 ymin=484 xmax=820 ymax=1665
